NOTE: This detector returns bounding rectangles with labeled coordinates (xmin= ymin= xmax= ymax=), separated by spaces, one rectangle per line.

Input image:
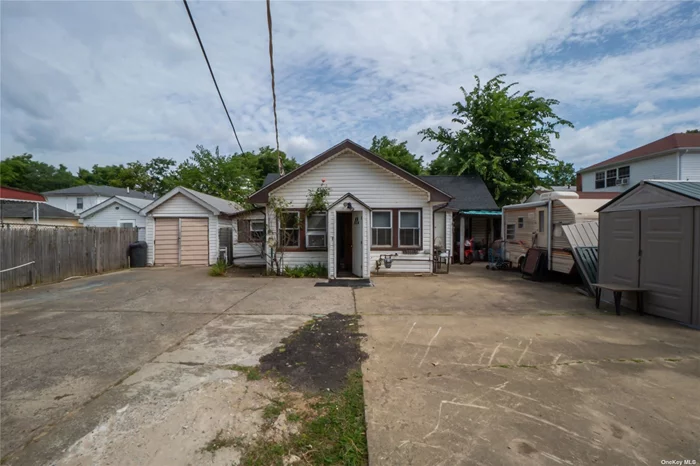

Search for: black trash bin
xmin=129 ymin=241 xmax=148 ymax=268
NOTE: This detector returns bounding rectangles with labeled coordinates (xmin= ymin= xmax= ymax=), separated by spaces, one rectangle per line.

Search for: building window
xmin=517 ymin=217 xmax=524 ymax=228
xmin=506 ymin=224 xmax=516 ymax=240
xmin=250 ymin=220 xmax=265 ymax=242
xmin=538 ymin=210 xmax=545 ymax=233
xmin=77 ymin=197 xmax=84 ymax=209
xmin=606 ymin=169 xmax=617 ymax=187
xmin=279 ymin=211 xmax=300 ymax=247
xmin=371 ymin=211 xmax=392 ymax=246
xmin=618 ymin=166 xmax=630 ymax=179
xmin=398 ymin=211 xmax=420 ymax=247
xmin=306 ymin=213 xmax=327 ymax=248
xmin=118 ymin=220 xmax=135 ymax=228
xmin=595 ymin=172 xmax=605 ymax=189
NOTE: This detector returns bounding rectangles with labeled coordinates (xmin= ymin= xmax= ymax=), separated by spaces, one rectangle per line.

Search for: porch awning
xmin=459 ymin=210 xmax=502 ymax=216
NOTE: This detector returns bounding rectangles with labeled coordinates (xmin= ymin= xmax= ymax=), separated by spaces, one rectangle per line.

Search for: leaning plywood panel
xmin=640 ymin=208 xmax=694 ymax=324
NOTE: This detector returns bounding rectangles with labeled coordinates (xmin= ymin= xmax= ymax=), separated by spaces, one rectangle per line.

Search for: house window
xmin=279 ymin=211 xmax=300 ymax=247
xmin=118 ymin=220 xmax=135 ymax=228
xmin=618 ymin=166 xmax=630 ymax=179
xmin=77 ymin=197 xmax=84 ymax=209
xmin=306 ymin=213 xmax=327 ymax=249
xmin=399 ymin=211 xmax=420 ymax=247
xmin=538 ymin=210 xmax=545 ymax=233
xmin=517 ymin=217 xmax=524 ymax=229
xmin=595 ymin=172 xmax=605 ymax=189
xmin=371 ymin=211 xmax=392 ymax=246
xmin=506 ymin=224 xmax=515 ymax=240
xmin=250 ymin=220 xmax=265 ymax=242
xmin=606 ymin=169 xmax=617 ymax=187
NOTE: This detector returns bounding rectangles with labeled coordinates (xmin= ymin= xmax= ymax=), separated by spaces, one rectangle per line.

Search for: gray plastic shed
xmin=597 ymin=180 xmax=700 ymax=326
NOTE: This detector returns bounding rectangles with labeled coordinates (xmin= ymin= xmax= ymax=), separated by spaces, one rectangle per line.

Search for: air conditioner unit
xmin=619 ymin=177 xmax=629 ymax=186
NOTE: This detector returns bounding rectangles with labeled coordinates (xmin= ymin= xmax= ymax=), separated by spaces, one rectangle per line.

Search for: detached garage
xmin=597 ymin=180 xmax=700 ymax=326
xmin=140 ymin=187 xmax=243 ymax=266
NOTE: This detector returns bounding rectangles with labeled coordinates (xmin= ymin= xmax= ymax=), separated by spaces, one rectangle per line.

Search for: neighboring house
xmin=0 ymin=186 xmax=47 ymax=202
xmin=1 ymin=201 xmax=79 ymax=226
xmin=578 ymin=133 xmax=700 ymax=193
xmin=140 ymin=187 xmax=243 ymax=266
xmin=43 ymin=185 xmax=154 ymax=215
xmin=80 ymin=196 xmax=154 ymax=241
xmin=248 ymin=139 xmax=463 ymax=278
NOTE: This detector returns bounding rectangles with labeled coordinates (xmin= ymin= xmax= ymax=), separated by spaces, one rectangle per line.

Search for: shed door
xmin=180 ymin=218 xmax=209 ymax=266
xmin=598 ymin=211 xmax=639 ymax=287
xmin=155 ymin=218 xmax=179 ymax=266
xmin=640 ymin=208 xmax=693 ymax=324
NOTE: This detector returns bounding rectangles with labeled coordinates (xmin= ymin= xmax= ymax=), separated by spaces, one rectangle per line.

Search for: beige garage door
xmin=180 ymin=218 xmax=209 ymax=266
xmin=154 ymin=218 xmax=179 ymax=266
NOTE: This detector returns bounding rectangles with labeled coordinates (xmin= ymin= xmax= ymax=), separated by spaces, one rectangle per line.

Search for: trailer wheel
xmin=518 ymin=257 xmax=525 ymax=272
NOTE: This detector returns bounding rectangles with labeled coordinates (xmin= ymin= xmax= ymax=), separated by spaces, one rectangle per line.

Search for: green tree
xmin=421 ymin=75 xmax=573 ymax=205
xmin=0 ymin=154 xmax=80 ymax=192
xmin=248 ymin=146 xmax=299 ymax=190
xmin=541 ymin=160 xmax=576 ymax=187
xmin=686 ymin=129 xmax=699 ymax=133
xmin=369 ymin=136 xmax=424 ymax=175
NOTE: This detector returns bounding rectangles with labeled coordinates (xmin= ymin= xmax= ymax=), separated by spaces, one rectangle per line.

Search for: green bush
xmin=284 ymin=262 xmax=328 ymax=278
xmin=209 ymin=259 xmax=228 ymax=277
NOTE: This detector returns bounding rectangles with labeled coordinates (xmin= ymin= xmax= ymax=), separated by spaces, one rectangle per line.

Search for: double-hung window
xmin=506 ymin=224 xmax=516 ymax=240
xmin=76 ymin=197 xmax=84 ymax=210
xmin=606 ymin=169 xmax=617 ymax=187
xmin=595 ymin=172 xmax=605 ymax=189
xmin=517 ymin=217 xmax=524 ymax=228
xmin=279 ymin=212 xmax=300 ymax=247
xmin=371 ymin=211 xmax=392 ymax=247
xmin=618 ymin=166 xmax=630 ymax=179
xmin=306 ymin=213 xmax=327 ymax=248
xmin=250 ymin=220 xmax=265 ymax=242
xmin=398 ymin=211 xmax=420 ymax=247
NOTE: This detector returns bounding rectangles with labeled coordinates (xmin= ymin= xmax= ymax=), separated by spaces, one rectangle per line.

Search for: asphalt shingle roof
xmin=262 ymin=173 xmax=281 ymax=188
xmin=42 ymin=185 xmax=154 ymax=199
xmin=0 ymin=201 xmax=78 ymax=219
xmin=419 ymin=175 xmax=499 ymax=211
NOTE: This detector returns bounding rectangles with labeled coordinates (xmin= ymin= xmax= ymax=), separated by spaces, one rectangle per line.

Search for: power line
xmin=265 ymin=0 xmax=283 ymax=175
xmin=182 ymin=0 xmax=244 ymax=154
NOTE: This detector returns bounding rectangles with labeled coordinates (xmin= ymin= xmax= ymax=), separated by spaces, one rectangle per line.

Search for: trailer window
xmin=517 ymin=217 xmax=524 ymax=228
xmin=506 ymin=224 xmax=515 ymax=240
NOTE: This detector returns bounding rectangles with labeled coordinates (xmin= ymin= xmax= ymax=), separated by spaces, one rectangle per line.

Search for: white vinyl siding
xmin=81 ymin=202 xmax=146 ymax=241
xmin=270 ymin=150 xmax=429 ymax=207
xmin=680 ymin=151 xmax=700 ymax=181
xmin=581 ymin=153 xmax=679 ymax=192
xmin=45 ymin=194 xmax=111 ymax=214
xmin=150 ymin=193 xmax=210 ymax=216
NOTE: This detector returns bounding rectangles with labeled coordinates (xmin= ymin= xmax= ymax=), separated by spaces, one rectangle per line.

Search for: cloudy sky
xmin=2 ymin=1 xmax=699 ymax=172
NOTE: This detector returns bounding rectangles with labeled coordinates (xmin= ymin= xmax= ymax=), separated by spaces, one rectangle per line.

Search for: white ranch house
xmin=245 ymin=140 xmax=496 ymax=278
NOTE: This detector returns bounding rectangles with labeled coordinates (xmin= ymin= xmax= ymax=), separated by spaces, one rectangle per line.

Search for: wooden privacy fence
xmin=0 ymin=225 xmax=138 ymax=292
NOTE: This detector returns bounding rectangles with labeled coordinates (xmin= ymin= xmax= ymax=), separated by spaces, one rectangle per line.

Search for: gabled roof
xmin=327 ymin=193 xmax=372 ymax=211
xmin=80 ymin=196 xmax=153 ymax=219
xmin=249 ymin=140 xmax=452 ymax=204
xmin=1 ymin=200 xmax=77 ymax=219
xmin=418 ymin=175 xmax=498 ymax=211
xmin=596 ymin=180 xmax=700 ymax=212
xmin=579 ymin=133 xmax=700 ymax=173
xmin=43 ymin=184 xmax=154 ymax=199
xmin=140 ymin=187 xmax=243 ymax=216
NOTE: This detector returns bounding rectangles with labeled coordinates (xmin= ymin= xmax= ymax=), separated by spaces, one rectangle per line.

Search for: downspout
xmin=678 ymin=149 xmax=687 ymax=180
xmin=547 ymin=200 xmax=552 ymax=271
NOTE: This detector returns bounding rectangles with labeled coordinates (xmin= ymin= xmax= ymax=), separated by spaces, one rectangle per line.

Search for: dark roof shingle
xmin=42 ymin=185 xmax=154 ymax=199
xmin=418 ymin=175 xmax=498 ymax=211
xmin=1 ymin=201 xmax=78 ymax=219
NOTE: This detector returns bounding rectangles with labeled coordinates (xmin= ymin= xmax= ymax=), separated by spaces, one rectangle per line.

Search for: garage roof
xmin=140 ymin=187 xmax=243 ymax=216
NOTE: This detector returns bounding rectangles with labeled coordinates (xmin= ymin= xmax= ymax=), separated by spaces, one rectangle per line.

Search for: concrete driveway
xmin=357 ymin=266 xmax=700 ymax=466
xmin=1 ymin=267 xmax=353 ymax=465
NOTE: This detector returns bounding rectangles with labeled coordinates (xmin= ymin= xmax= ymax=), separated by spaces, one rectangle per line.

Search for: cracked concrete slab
xmin=358 ymin=266 xmax=700 ymax=466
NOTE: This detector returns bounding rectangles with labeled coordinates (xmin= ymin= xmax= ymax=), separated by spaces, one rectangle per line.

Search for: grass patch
xmin=209 ymin=259 xmax=228 ymax=277
xmin=665 ymin=358 xmax=681 ymax=362
xmin=200 ymin=430 xmax=245 ymax=453
xmin=284 ymin=262 xmax=328 ymax=278
xmin=496 ymin=364 xmax=511 ymax=368
xmin=630 ymin=359 xmax=645 ymax=363
xmin=241 ymin=370 xmax=367 ymax=466
xmin=517 ymin=364 xmax=538 ymax=369
xmin=229 ymin=364 xmax=262 ymax=381
xmin=262 ymin=397 xmax=290 ymax=421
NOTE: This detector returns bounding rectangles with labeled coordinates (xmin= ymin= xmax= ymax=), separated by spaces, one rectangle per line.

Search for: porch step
xmin=315 ymin=278 xmax=374 ymax=288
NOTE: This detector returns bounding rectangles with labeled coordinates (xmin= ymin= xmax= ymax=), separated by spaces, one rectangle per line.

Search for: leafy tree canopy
xmin=686 ymin=129 xmax=699 ymax=133
xmin=540 ymin=160 xmax=576 ymax=187
xmin=421 ymin=74 xmax=574 ymax=205
xmin=0 ymin=153 xmax=80 ymax=192
xmin=369 ymin=136 xmax=424 ymax=175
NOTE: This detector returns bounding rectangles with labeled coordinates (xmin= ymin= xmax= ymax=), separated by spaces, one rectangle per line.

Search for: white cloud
xmin=631 ymin=101 xmax=659 ymax=115
xmin=1 ymin=0 xmax=698 ymax=173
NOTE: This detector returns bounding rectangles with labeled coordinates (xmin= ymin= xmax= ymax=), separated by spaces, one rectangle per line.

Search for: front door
xmin=352 ymin=211 xmax=363 ymax=277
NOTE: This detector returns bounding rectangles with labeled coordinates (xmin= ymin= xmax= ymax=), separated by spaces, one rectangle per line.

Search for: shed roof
xmin=645 ymin=180 xmax=700 ymax=200
xmin=140 ymin=186 xmax=243 ymax=216
xmin=418 ymin=175 xmax=498 ymax=211
xmin=1 ymin=201 xmax=78 ymax=219
xmin=43 ymin=184 xmax=154 ymax=199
